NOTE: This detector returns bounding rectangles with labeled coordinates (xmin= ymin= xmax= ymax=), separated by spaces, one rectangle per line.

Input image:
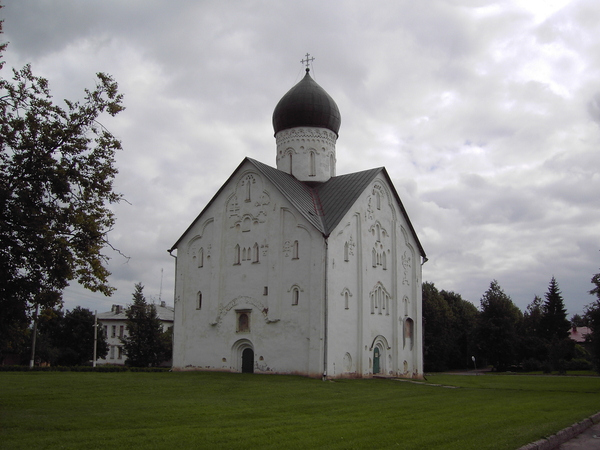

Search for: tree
xmin=121 ymin=284 xmax=171 ymax=367
xmin=478 ymin=280 xmax=523 ymax=371
xmin=570 ymin=314 xmax=586 ymax=327
xmin=35 ymin=306 xmax=108 ymax=366
xmin=521 ymin=295 xmax=548 ymax=363
xmin=440 ymin=290 xmax=479 ymax=369
xmin=585 ymin=271 xmax=600 ymax=371
xmin=0 ymin=13 xmax=124 ymax=358
xmin=540 ymin=277 xmax=570 ymax=342
xmin=422 ymin=282 xmax=454 ymax=371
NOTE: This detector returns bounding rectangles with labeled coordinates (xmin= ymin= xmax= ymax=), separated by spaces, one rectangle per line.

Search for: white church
xmin=169 ymin=63 xmax=426 ymax=379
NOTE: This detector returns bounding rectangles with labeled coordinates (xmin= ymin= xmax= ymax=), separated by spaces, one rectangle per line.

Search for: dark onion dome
xmin=273 ymin=69 xmax=341 ymax=136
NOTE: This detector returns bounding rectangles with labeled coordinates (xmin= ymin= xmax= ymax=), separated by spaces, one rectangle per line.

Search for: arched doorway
xmin=241 ymin=347 xmax=254 ymax=373
xmin=373 ymin=347 xmax=381 ymax=374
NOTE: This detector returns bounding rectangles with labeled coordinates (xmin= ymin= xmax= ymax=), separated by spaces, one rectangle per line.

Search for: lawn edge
xmin=516 ymin=411 xmax=600 ymax=450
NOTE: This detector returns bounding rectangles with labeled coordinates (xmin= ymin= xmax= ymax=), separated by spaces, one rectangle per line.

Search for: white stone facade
xmin=171 ymin=158 xmax=424 ymax=378
xmin=170 ymin=69 xmax=424 ymax=379
xmin=275 ymin=127 xmax=337 ymax=182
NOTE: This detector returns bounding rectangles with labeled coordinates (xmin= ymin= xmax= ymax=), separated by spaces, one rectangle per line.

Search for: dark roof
xmin=170 ymin=158 xmax=425 ymax=258
xmin=272 ymin=69 xmax=341 ymax=136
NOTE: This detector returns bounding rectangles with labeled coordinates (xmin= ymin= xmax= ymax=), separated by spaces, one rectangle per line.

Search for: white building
xmin=169 ymin=67 xmax=426 ymax=378
xmin=97 ymin=302 xmax=174 ymax=365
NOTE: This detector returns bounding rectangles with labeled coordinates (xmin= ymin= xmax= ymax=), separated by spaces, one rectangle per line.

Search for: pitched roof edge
xmin=379 ymin=167 xmax=426 ymax=258
xmin=169 ymin=157 xmax=252 ymax=252
xmin=246 ymin=158 xmax=327 ymax=233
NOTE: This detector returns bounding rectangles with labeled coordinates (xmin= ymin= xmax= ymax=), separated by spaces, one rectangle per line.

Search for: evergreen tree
xmin=585 ymin=271 xmax=600 ymax=371
xmin=521 ymin=295 xmax=548 ymax=363
xmin=540 ymin=277 xmax=570 ymax=342
xmin=121 ymin=283 xmax=171 ymax=367
xmin=478 ymin=280 xmax=523 ymax=371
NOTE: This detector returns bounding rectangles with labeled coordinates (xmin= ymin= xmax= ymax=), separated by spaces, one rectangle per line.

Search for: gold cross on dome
xmin=301 ymin=53 xmax=315 ymax=70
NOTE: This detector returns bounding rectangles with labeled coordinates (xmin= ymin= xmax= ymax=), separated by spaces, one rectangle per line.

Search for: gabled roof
xmin=170 ymin=158 xmax=425 ymax=258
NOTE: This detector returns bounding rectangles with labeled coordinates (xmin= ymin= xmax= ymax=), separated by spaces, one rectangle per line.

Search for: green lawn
xmin=1 ymin=371 xmax=599 ymax=450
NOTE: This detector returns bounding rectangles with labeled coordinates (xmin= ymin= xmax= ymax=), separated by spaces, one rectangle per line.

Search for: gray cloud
xmin=2 ymin=0 xmax=599 ymax=315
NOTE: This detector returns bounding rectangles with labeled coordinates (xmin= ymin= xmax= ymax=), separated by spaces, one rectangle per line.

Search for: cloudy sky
xmin=2 ymin=0 xmax=599 ymax=317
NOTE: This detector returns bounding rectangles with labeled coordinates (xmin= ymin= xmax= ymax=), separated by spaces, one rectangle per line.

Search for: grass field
xmin=1 ymin=371 xmax=599 ymax=450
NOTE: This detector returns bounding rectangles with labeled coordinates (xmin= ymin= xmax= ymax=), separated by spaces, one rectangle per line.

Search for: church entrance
xmin=241 ymin=347 xmax=254 ymax=373
xmin=373 ymin=347 xmax=381 ymax=374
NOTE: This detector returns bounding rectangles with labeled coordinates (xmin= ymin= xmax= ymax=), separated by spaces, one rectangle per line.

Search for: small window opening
xmin=234 ymin=244 xmax=240 ymax=265
xmin=237 ymin=312 xmax=250 ymax=332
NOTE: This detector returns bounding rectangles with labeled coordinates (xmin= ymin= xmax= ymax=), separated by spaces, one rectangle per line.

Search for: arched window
xmin=376 ymin=191 xmax=381 ymax=210
xmin=242 ymin=216 xmax=251 ymax=232
xmin=309 ymin=151 xmax=316 ymax=176
xmin=382 ymin=251 xmax=387 ymax=270
xmin=245 ymin=178 xmax=252 ymax=203
xmin=289 ymin=152 xmax=293 ymax=175
xmin=292 ymin=287 xmax=299 ymax=306
xmin=405 ymin=318 xmax=414 ymax=350
xmin=253 ymin=243 xmax=259 ymax=263
xmin=242 ymin=247 xmax=247 ymax=261
xmin=198 ymin=248 xmax=204 ymax=268
xmin=197 ymin=291 xmax=202 ymax=310
xmin=372 ymin=248 xmax=377 ymax=267
xmin=344 ymin=242 xmax=349 ymax=262
xmin=344 ymin=292 xmax=349 ymax=310
xmin=238 ymin=313 xmax=249 ymax=332
xmin=292 ymin=240 xmax=299 ymax=259
xmin=234 ymin=244 xmax=240 ymax=265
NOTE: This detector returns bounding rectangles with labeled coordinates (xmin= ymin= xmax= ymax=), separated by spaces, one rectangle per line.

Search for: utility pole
xmin=93 ymin=310 xmax=98 ymax=368
xmin=29 ymin=303 xmax=40 ymax=369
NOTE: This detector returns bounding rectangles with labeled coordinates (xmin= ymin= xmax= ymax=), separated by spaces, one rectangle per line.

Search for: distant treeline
xmin=423 ymin=274 xmax=600 ymax=373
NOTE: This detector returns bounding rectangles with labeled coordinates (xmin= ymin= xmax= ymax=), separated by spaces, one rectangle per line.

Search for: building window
xmin=292 ymin=287 xmax=299 ymax=306
xmin=119 ymin=325 xmax=124 ymax=338
xmin=372 ymin=249 xmax=377 ymax=268
xmin=117 ymin=346 xmax=123 ymax=359
xmin=198 ymin=248 xmax=204 ymax=268
xmin=237 ymin=311 xmax=250 ymax=333
xmin=309 ymin=151 xmax=316 ymax=176
xmin=289 ymin=152 xmax=293 ymax=174
xmin=253 ymin=243 xmax=260 ymax=263
xmin=234 ymin=244 xmax=240 ymax=265
xmin=344 ymin=292 xmax=349 ymax=310
xmin=263 ymin=286 xmax=268 ymax=296
xmin=292 ymin=240 xmax=299 ymax=259
xmin=382 ymin=251 xmax=387 ymax=270
xmin=110 ymin=346 xmax=115 ymax=359
xmin=111 ymin=325 xmax=116 ymax=338
xmin=197 ymin=291 xmax=202 ymax=310
xmin=344 ymin=242 xmax=349 ymax=262
xmin=242 ymin=216 xmax=251 ymax=232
